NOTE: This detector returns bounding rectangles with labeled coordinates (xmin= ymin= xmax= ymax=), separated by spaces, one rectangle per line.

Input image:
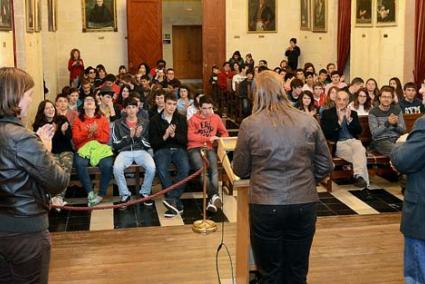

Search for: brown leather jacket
xmin=233 ymin=109 xmax=333 ymax=205
xmin=0 ymin=116 xmax=70 ymax=233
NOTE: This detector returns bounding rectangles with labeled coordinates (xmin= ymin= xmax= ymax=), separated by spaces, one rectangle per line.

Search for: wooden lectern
xmin=217 ymin=137 xmax=251 ymax=284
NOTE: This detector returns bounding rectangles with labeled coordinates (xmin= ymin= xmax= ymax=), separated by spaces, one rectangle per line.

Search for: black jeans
xmin=250 ymin=202 xmax=317 ymax=284
xmin=0 ymin=230 xmax=51 ymax=284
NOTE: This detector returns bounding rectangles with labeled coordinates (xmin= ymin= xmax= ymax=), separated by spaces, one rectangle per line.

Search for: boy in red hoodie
xmin=187 ymin=96 xmax=228 ymax=212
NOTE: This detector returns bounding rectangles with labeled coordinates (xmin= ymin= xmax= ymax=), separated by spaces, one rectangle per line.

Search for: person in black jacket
xmin=0 ymin=67 xmax=69 ymax=284
xmin=321 ymin=89 xmax=370 ymax=189
xmin=285 ymin=38 xmax=301 ymax=71
xmin=149 ymin=93 xmax=189 ymax=218
xmin=391 ymin=116 xmax=425 ymax=283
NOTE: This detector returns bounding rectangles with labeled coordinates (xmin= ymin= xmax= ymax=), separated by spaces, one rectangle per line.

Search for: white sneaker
xmin=88 ymin=192 xmax=103 ymax=207
xmin=207 ymin=194 xmax=222 ymax=213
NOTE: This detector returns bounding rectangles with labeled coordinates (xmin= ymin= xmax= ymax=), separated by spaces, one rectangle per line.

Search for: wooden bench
xmin=325 ymin=113 xmax=423 ymax=191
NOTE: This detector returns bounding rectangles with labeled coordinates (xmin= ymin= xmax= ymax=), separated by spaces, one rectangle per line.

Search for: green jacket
xmin=77 ymin=140 xmax=113 ymax=166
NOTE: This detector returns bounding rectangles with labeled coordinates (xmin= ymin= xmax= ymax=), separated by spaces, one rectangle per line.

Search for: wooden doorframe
xmin=202 ymin=0 xmax=226 ymax=95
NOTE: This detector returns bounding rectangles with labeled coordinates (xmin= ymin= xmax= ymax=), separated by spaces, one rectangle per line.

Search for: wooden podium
xmin=217 ymin=137 xmax=251 ymax=284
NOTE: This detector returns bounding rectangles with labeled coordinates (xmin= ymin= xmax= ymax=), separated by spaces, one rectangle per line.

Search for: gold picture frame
xmin=376 ymin=0 xmax=397 ymax=27
xmin=312 ymin=0 xmax=327 ymax=33
xmin=34 ymin=0 xmax=41 ymax=32
xmin=82 ymin=0 xmax=117 ymax=32
xmin=47 ymin=0 xmax=57 ymax=32
xmin=25 ymin=0 xmax=34 ymax=33
xmin=355 ymin=0 xmax=373 ymax=27
xmin=0 ymin=0 xmax=12 ymax=31
xmin=300 ymin=0 xmax=310 ymax=31
xmin=248 ymin=0 xmax=277 ymax=33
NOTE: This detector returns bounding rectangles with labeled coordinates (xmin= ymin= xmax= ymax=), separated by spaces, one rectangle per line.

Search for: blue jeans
xmin=113 ymin=150 xmax=156 ymax=196
xmin=154 ymin=148 xmax=190 ymax=204
xmin=404 ymin=236 xmax=425 ymax=284
xmin=188 ymin=148 xmax=219 ymax=199
xmin=74 ymin=154 xmax=113 ymax=196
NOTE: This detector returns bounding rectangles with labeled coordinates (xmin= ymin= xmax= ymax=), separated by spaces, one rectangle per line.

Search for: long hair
xmin=298 ymin=90 xmax=316 ymax=112
xmin=353 ymin=87 xmax=372 ymax=111
xmin=32 ymin=100 xmax=56 ymax=131
xmin=78 ymin=95 xmax=102 ymax=121
xmin=251 ymin=70 xmax=293 ymax=125
xmin=366 ymin=78 xmax=380 ymax=97
xmin=323 ymin=86 xmax=339 ymax=108
xmin=0 ymin=67 xmax=34 ymax=117
xmin=70 ymin=48 xmax=80 ymax=60
xmin=389 ymin=77 xmax=403 ymax=101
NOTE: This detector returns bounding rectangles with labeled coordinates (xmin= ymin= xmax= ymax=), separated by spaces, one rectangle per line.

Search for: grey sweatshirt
xmin=368 ymin=104 xmax=405 ymax=141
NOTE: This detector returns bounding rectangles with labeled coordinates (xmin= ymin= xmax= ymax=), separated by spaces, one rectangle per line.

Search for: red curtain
xmin=414 ymin=0 xmax=425 ymax=85
xmin=337 ymin=0 xmax=351 ymax=72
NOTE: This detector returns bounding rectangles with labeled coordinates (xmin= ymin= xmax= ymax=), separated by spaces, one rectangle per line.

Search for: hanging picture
xmin=312 ymin=0 xmax=327 ymax=32
xmin=82 ymin=0 xmax=117 ymax=32
xmin=34 ymin=0 xmax=41 ymax=32
xmin=0 ymin=0 xmax=12 ymax=31
xmin=25 ymin=0 xmax=35 ymax=33
xmin=376 ymin=0 xmax=397 ymax=26
xmin=47 ymin=0 xmax=57 ymax=32
xmin=300 ymin=0 xmax=310 ymax=30
xmin=355 ymin=0 xmax=373 ymax=26
xmin=248 ymin=0 xmax=277 ymax=33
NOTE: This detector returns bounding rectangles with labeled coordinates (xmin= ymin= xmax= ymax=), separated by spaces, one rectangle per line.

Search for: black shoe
xmin=163 ymin=199 xmax=180 ymax=215
xmin=361 ymin=188 xmax=374 ymax=201
xmin=353 ymin=176 xmax=367 ymax=188
xmin=142 ymin=194 xmax=153 ymax=206
xmin=164 ymin=208 xmax=178 ymax=218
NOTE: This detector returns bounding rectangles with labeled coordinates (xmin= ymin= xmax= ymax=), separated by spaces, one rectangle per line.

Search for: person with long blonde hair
xmin=233 ymin=70 xmax=333 ymax=283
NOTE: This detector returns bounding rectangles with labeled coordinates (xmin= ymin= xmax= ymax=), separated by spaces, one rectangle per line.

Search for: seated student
xmin=366 ymin=78 xmax=380 ymax=107
xmin=325 ymin=71 xmax=347 ymax=95
xmin=163 ymin=68 xmax=181 ymax=94
xmin=150 ymin=59 xmax=166 ymax=78
xmin=368 ymin=86 xmax=406 ymax=156
xmin=209 ymin=65 xmax=220 ymax=87
xmin=287 ymin=78 xmax=303 ymax=107
xmin=124 ymin=91 xmax=149 ymax=120
xmin=325 ymin=63 xmax=336 ymax=84
xmin=84 ymin=66 xmax=97 ymax=86
xmin=217 ymin=62 xmax=234 ymax=92
xmin=389 ymin=77 xmax=404 ymax=103
xmin=344 ymin=77 xmax=364 ymax=101
xmin=321 ymin=90 xmax=369 ymax=188
xmin=295 ymin=68 xmax=305 ymax=82
xmin=99 ymin=86 xmax=121 ymax=123
xmin=318 ymin=68 xmax=328 ymax=85
xmin=348 ymin=87 xmax=372 ymax=116
xmin=149 ymin=93 xmax=190 ymax=217
xmin=319 ymin=86 xmax=339 ymax=116
xmin=56 ymin=92 xmax=78 ymax=125
xmin=112 ymin=97 xmax=155 ymax=207
xmin=232 ymin=64 xmax=248 ymax=91
xmin=298 ymin=90 xmax=317 ymax=116
xmin=258 ymin=60 xmax=268 ymax=68
xmin=152 ymin=68 xmax=166 ymax=86
xmin=115 ymin=84 xmax=131 ymax=110
xmin=69 ymin=87 xmax=82 ymax=111
xmin=232 ymin=62 xmax=241 ymax=74
xmin=33 ymin=100 xmax=74 ymax=207
xmin=148 ymin=89 xmax=165 ymax=119
xmin=176 ymin=85 xmax=193 ymax=116
xmin=72 ymin=94 xmax=113 ymax=206
xmin=302 ymin=71 xmax=314 ymax=92
xmin=312 ymin=82 xmax=326 ymax=108
xmin=188 ymin=96 xmax=229 ymax=212
xmin=245 ymin=53 xmax=255 ymax=72
xmin=186 ymin=93 xmax=204 ymax=121
xmin=399 ymin=82 xmax=425 ymax=114
xmin=103 ymin=74 xmax=120 ymax=99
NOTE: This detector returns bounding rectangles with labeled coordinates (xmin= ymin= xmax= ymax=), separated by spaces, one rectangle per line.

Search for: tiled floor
xmin=49 ymin=175 xmax=404 ymax=233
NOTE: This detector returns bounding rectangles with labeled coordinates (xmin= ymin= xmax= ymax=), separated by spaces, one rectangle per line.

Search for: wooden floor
xmin=49 ymin=213 xmax=403 ymax=284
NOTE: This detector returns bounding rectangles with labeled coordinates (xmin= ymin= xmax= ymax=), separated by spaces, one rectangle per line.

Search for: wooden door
xmin=172 ymin=25 xmax=202 ymax=79
xmin=202 ymin=0 xmax=226 ymax=95
xmin=127 ymin=0 xmax=162 ymax=73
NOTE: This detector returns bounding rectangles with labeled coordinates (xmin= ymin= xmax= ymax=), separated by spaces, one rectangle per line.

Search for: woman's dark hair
xmin=78 ymin=95 xmax=102 ymax=121
xmin=138 ymin=63 xmax=151 ymax=75
xmin=193 ymin=93 xmax=205 ymax=108
xmin=389 ymin=77 xmax=403 ymax=101
xmin=366 ymin=78 xmax=380 ymax=97
xmin=32 ymin=100 xmax=56 ymax=131
xmin=298 ymin=90 xmax=316 ymax=112
xmin=353 ymin=87 xmax=372 ymax=111
xmin=290 ymin=38 xmax=297 ymax=44
xmin=178 ymin=85 xmax=191 ymax=99
xmin=303 ymin=62 xmax=316 ymax=74
xmin=70 ymin=48 xmax=81 ymax=60
xmin=232 ymin=50 xmax=241 ymax=58
xmin=117 ymin=84 xmax=131 ymax=106
xmin=96 ymin=64 xmax=106 ymax=73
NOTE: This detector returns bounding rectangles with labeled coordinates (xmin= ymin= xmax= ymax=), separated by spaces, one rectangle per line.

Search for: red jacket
xmin=72 ymin=114 xmax=110 ymax=150
xmin=217 ymin=71 xmax=234 ymax=91
xmin=68 ymin=59 xmax=85 ymax=81
xmin=187 ymin=112 xmax=228 ymax=150
xmin=314 ymin=93 xmax=326 ymax=108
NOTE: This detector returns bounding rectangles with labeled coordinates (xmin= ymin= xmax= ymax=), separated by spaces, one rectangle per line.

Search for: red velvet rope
xmin=51 ymin=156 xmax=208 ymax=211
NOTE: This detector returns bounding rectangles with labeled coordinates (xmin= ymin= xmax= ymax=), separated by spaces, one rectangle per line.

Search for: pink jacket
xmin=187 ymin=112 xmax=228 ymax=150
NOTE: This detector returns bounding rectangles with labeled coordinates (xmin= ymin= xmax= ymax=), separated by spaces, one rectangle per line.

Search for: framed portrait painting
xmin=248 ymin=0 xmax=277 ymax=33
xmin=0 ymin=0 xmax=12 ymax=31
xmin=356 ymin=0 xmax=372 ymax=26
xmin=376 ymin=0 xmax=397 ymax=26
xmin=82 ymin=0 xmax=117 ymax=32
xmin=25 ymin=0 xmax=35 ymax=33
xmin=47 ymin=0 xmax=57 ymax=32
xmin=312 ymin=0 xmax=327 ymax=32
xmin=300 ymin=0 xmax=310 ymax=30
